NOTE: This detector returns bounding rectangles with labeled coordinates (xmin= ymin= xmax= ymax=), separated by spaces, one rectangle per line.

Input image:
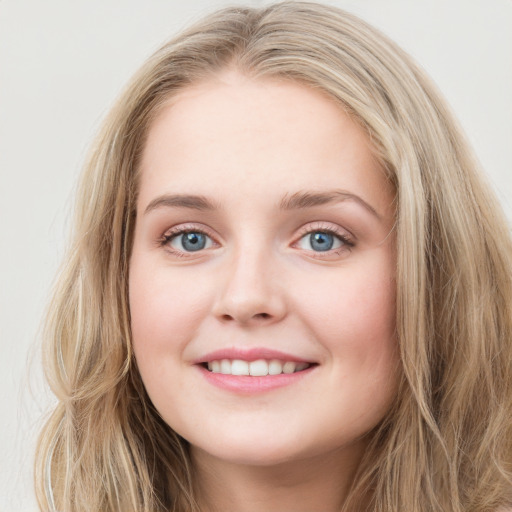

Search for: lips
xmin=194 ymin=348 xmax=317 ymax=392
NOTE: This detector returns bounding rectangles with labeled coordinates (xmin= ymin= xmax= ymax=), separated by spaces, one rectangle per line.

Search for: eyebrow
xmin=144 ymin=194 xmax=219 ymax=215
xmin=279 ymin=190 xmax=381 ymax=219
xmin=143 ymin=189 xmax=381 ymax=219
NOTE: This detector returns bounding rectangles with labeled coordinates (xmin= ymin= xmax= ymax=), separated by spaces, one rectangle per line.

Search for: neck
xmin=191 ymin=443 xmax=365 ymax=512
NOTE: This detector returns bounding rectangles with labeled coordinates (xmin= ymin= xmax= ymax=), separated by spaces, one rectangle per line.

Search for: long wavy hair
xmin=35 ymin=2 xmax=512 ymax=511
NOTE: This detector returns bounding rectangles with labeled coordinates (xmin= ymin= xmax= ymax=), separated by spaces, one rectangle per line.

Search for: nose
xmin=212 ymin=247 xmax=287 ymax=326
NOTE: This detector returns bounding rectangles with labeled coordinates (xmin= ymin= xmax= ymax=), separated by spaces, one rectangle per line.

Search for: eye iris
xmin=310 ymin=232 xmax=334 ymax=251
xmin=182 ymin=232 xmax=206 ymax=251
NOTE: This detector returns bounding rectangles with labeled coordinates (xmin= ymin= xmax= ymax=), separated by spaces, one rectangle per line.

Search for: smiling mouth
xmin=201 ymin=359 xmax=314 ymax=376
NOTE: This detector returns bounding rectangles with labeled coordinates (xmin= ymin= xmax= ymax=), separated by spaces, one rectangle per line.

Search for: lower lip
xmin=197 ymin=365 xmax=316 ymax=393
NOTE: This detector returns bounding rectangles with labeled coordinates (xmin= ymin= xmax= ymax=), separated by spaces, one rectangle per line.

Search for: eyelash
xmin=158 ymin=222 xmax=355 ymax=259
xmin=158 ymin=224 xmax=216 ymax=258
xmin=295 ymin=222 xmax=354 ymax=258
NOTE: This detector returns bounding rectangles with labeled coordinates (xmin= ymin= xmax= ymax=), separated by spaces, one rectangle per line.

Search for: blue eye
xmin=309 ymin=232 xmax=334 ymax=251
xmin=297 ymin=230 xmax=346 ymax=252
xmin=169 ymin=231 xmax=213 ymax=252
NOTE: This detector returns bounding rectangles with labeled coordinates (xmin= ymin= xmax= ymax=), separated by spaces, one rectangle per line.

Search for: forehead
xmin=138 ymin=72 xmax=393 ymax=218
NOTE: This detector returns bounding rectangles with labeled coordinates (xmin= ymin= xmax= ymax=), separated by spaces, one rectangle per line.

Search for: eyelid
xmin=296 ymin=221 xmax=354 ymax=241
xmin=161 ymin=222 xmax=216 ymax=239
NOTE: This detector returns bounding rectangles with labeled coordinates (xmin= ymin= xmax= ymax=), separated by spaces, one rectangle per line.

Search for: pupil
xmin=310 ymin=232 xmax=333 ymax=251
xmin=182 ymin=232 xmax=206 ymax=251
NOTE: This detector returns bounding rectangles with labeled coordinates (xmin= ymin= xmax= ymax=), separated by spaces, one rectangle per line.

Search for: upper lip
xmin=193 ymin=347 xmax=315 ymax=364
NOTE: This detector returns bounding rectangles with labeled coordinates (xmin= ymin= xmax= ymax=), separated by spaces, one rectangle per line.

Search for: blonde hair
xmin=35 ymin=2 xmax=512 ymax=511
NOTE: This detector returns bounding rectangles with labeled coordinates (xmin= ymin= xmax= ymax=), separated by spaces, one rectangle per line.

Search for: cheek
xmin=128 ymin=258 xmax=214 ymax=362
xmin=300 ymin=259 xmax=396 ymax=343
xmin=295 ymin=253 xmax=398 ymax=389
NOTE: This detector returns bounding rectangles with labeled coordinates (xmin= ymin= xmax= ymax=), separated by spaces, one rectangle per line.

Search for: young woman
xmin=35 ymin=2 xmax=512 ymax=511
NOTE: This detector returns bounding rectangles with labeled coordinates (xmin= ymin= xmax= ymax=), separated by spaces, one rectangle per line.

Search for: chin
xmin=190 ymin=430 xmax=308 ymax=467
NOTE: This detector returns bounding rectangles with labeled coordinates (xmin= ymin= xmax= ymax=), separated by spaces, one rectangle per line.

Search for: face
xmin=129 ymin=71 xmax=398 ymax=469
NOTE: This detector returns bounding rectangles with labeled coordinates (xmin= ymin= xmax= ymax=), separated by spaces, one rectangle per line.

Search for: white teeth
xmin=282 ymin=361 xmax=296 ymax=374
xmin=220 ymin=359 xmax=231 ymax=374
xmin=249 ymin=359 xmax=268 ymax=376
xmin=231 ymin=360 xmax=249 ymax=375
xmin=268 ymin=359 xmax=283 ymax=375
xmin=206 ymin=358 xmax=311 ymax=376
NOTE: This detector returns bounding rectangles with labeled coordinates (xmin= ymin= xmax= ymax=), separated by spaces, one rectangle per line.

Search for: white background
xmin=0 ymin=0 xmax=511 ymax=510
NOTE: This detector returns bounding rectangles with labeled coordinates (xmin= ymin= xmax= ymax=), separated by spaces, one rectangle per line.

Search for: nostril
xmin=219 ymin=312 xmax=271 ymax=322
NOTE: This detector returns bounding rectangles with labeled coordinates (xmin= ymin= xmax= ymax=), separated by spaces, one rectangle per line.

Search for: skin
xmin=129 ymin=70 xmax=399 ymax=512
